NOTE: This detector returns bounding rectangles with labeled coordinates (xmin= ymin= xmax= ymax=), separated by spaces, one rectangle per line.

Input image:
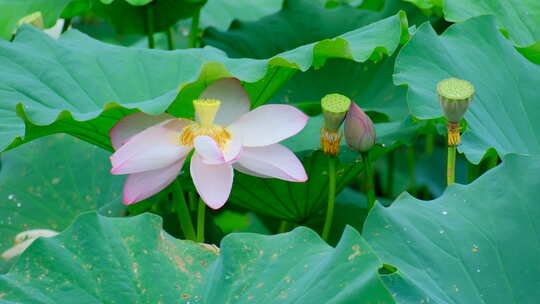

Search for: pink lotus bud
xmin=344 ymin=103 xmax=375 ymax=152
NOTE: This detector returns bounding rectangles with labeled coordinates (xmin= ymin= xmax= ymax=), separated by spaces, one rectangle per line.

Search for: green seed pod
xmin=437 ymin=78 xmax=475 ymax=122
xmin=321 ymin=93 xmax=351 ymax=131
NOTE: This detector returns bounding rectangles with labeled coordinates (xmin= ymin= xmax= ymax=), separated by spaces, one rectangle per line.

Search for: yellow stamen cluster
xmin=447 ymin=121 xmax=461 ymax=146
xmin=320 ymin=127 xmax=342 ymax=156
xmin=179 ymin=123 xmax=231 ymax=150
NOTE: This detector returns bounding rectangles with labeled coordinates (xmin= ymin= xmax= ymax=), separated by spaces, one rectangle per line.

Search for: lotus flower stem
xmin=362 ymin=152 xmax=375 ymax=210
xmin=196 ymin=199 xmax=206 ymax=242
xmin=189 ymin=8 xmax=201 ymax=48
xmin=406 ymin=146 xmax=417 ymax=195
xmin=146 ymin=3 xmax=155 ymax=49
xmin=447 ymin=146 xmax=456 ymax=185
xmin=437 ymin=77 xmax=474 ymax=186
xmin=322 ymin=156 xmax=337 ymax=241
xmin=61 ymin=18 xmax=71 ymax=34
xmin=278 ymin=220 xmax=291 ymax=233
xmin=188 ymin=191 xmax=197 ymax=211
xmin=171 ymin=180 xmax=197 ymax=241
xmin=166 ymin=27 xmax=175 ymax=50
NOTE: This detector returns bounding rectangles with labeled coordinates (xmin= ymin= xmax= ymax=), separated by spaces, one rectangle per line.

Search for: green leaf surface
xmin=0 ymin=134 xmax=124 ymax=263
xmin=91 ymin=0 xmax=205 ymax=35
xmin=0 ymin=0 xmax=205 ymax=39
xmin=364 ymin=154 xmax=540 ymax=303
xmin=394 ymin=16 xmax=540 ymax=163
xmin=1 ymin=11 xmax=405 ymax=152
xmin=230 ymin=150 xmax=363 ymax=223
xmin=200 ymin=0 xmax=284 ymax=31
xmin=0 ymin=213 xmax=394 ymax=303
xmin=0 ymin=0 xmax=72 ymax=39
xmin=401 ymin=0 xmax=435 ymax=10
xmin=443 ymin=0 xmax=540 ymax=48
xmin=204 ymin=0 xmax=410 ymax=59
xmin=273 ymin=56 xmax=408 ymax=122
xmin=516 ymin=40 xmax=540 ymax=64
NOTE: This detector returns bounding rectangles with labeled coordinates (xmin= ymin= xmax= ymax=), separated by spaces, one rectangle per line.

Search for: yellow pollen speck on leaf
xmin=179 ymin=123 xmax=231 ymax=149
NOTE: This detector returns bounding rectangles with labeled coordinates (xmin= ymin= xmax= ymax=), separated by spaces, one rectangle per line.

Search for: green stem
xmin=467 ymin=162 xmax=479 ymax=184
xmin=386 ymin=150 xmax=394 ymax=197
xmin=406 ymin=146 xmax=417 ymax=196
xmin=322 ymin=156 xmax=337 ymax=241
xmin=188 ymin=191 xmax=196 ymax=211
xmin=146 ymin=3 xmax=155 ymax=49
xmin=188 ymin=8 xmax=201 ymax=48
xmin=61 ymin=18 xmax=71 ymax=33
xmin=278 ymin=220 xmax=290 ymax=233
xmin=166 ymin=27 xmax=175 ymax=50
xmin=171 ymin=180 xmax=196 ymax=241
xmin=447 ymin=145 xmax=456 ymax=185
xmin=363 ymin=152 xmax=375 ymax=210
xmin=196 ymin=199 xmax=206 ymax=242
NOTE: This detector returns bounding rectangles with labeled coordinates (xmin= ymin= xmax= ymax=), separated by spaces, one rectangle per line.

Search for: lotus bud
xmin=344 ymin=103 xmax=376 ymax=153
xmin=437 ymin=78 xmax=475 ymax=146
xmin=320 ymin=94 xmax=351 ymax=156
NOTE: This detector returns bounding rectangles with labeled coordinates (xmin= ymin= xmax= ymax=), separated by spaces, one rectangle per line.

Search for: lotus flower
xmin=344 ymin=103 xmax=375 ymax=152
xmin=109 ymin=78 xmax=308 ymax=209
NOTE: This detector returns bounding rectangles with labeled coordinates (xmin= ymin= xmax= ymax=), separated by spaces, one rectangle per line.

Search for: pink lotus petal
xmin=190 ymin=153 xmax=234 ymax=209
xmin=223 ymin=131 xmax=242 ymax=162
xmin=110 ymin=112 xmax=174 ymax=150
xmin=236 ymin=144 xmax=307 ymax=182
xmin=227 ymin=104 xmax=308 ymax=147
xmin=111 ymin=145 xmax=191 ymax=174
xmin=233 ymin=162 xmax=272 ymax=178
xmin=122 ymin=157 xmax=186 ymax=205
xmin=199 ymin=78 xmax=250 ymax=126
xmin=111 ymin=119 xmax=191 ymax=174
xmin=194 ymin=136 xmax=225 ymax=164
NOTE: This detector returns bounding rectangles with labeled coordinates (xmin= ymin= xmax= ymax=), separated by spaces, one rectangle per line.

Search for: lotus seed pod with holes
xmin=344 ymin=103 xmax=376 ymax=152
xmin=320 ymin=94 xmax=351 ymax=156
xmin=321 ymin=94 xmax=351 ymax=131
xmin=437 ymin=78 xmax=475 ymax=122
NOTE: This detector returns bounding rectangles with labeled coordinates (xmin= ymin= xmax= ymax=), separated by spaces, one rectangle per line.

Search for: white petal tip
xmin=204 ymin=199 xmax=227 ymax=210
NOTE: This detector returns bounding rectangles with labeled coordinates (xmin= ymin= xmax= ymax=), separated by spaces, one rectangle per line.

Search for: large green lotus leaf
xmin=444 ymin=0 xmax=540 ymax=47
xmin=273 ymin=56 xmax=408 ymax=122
xmin=0 ymin=213 xmax=394 ymax=303
xmin=443 ymin=0 xmax=540 ymax=63
xmin=0 ymin=12 xmax=405 ymax=152
xmin=200 ymin=0 xmax=284 ymax=31
xmin=394 ymin=16 xmax=540 ymax=164
xmin=91 ymin=0 xmax=205 ymax=35
xmin=364 ymin=154 xmax=540 ymax=303
xmin=204 ymin=0 xmax=410 ymax=59
xmin=0 ymin=134 xmax=124 ymax=264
